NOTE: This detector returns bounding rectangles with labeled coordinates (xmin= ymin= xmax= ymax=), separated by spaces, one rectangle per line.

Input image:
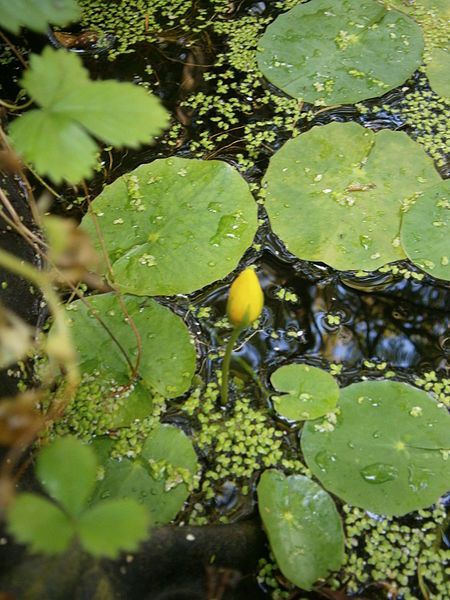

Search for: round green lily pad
xmin=81 ymin=157 xmax=258 ymax=295
xmin=427 ymin=48 xmax=450 ymax=98
xmin=301 ymin=380 xmax=450 ymax=516
xmin=401 ymin=180 xmax=450 ymax=281
xmin=271 ymin=364 xmax=339 ymax=421
xmin=257 ymin=0 xmax=423 ymax=105
xmin=257 ymin=470 xmax=345 ymax=591
xmin=91 ymin=424 xmax=198 ymax=525
xmin=263 ymin=122 xmax=441 ymax=271
xmin=66 ymin=293 xmax=196 ymax=397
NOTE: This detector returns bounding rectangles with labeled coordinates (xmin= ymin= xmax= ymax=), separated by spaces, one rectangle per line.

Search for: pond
xmin=0 ymin=0 xmax=449 ymax=599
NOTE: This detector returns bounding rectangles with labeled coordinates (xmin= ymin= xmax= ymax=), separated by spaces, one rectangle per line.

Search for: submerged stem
xmin=220 ymin=326 xmax=243 ymax=406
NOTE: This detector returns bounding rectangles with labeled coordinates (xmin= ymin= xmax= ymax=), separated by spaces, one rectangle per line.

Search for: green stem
xmin=220 ymin=326 xmax=243 ymax=406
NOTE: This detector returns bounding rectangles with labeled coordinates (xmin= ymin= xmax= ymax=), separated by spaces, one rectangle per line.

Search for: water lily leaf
xmin=263 ymin=122 xmax=441 ymax=271
xmin=109 ymin=382 xmax=154 ymax=429
xmin=92 ymin=424 xmax=198 ymax=525
xmin=36 ymin=436 xmax=97 ymax=517
xmin=78 ymin=499 xmax=150 ymax=558
xmin=257 ymin=470 xmax=345 ymax=591
xmin=81 ymin=157 xmax=258 ymax=295
xmin=271 ymin=364 xmax=339 ymax=421
xmin=65 ymin=293 xmax=195 ymax=398
xmin=0 ymin=0 xmax=80 ymax=34
xmin=7 ymin=494 xmax=75 ymax=555
xmin=10 ymin=48 xmax=169 ymax=184
xmin=426 ymin=48 xmax=450 ymax=98
xmin=257 ymin=0 xmax=423 ymax=105
xmin=301 ymin=381 xmax=450 ymax=516
xmin=401 ymin=180 xmax=450 ymax=281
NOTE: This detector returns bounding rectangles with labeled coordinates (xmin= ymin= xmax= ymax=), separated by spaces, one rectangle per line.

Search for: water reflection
xmin=192 ymin=249 xmax=449 ymax=378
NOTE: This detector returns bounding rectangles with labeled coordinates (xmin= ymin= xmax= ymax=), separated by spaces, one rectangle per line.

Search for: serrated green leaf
xmin=10 ymin=110 xmax=98 ymax=184
xmin=21 ymin=48 xmax=89 ymax=106
xmin=7 ymin=493 xmax=75 ymax=555
xmin=0 ymin=0 xmax=80 ymax=34
xmin=10 ymin=48 xmax=169 ymax=184
xmin=257 ymin=470 xmax=345 ymax=590
xmin=36 ymin=437 xmax=98 ymax=517
xmin=59 ymin=82 xmax=169 ymax=147
xmin=78 ymin=499 xmax=150 ymax=558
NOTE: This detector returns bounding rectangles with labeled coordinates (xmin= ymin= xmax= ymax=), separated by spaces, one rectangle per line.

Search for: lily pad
xmin=401 ymin=180 xmax=450 ymax=281
xmin=257 ymin=470 xmax=345 ymax=590
xmin=301 ymin=380 xmax=450 ymax=516
xmin=263 ymin=122 xmax=441 ymax=271
xmin=427 ymin=48 xmax=450 ymax=98
xmin=257 ymin=0 xmax=423 ymax=105
xmin=91 ymin=424 xmax=198 ymax=525
xmin=270 ymin=364 xmax=339 ymax=421
xmin=65 ymin=293 xmax=195 ymax=397
xmin=81 ymin=158 xmax=258 ymax=295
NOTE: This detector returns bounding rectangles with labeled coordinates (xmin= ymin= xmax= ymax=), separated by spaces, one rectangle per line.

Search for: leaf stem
xmin=220 ymin=325 xmax=243 ymax=406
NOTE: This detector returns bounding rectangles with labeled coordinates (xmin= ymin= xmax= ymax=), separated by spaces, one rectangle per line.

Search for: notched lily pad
xmin=263 ymin=122 xmax=441 ymax=271
xmin=257 ymin=470 xmax=345 ymax=590
xmin=401 ymin=180 xmax=450 ymax=281
xmin=91 ymin=424 xmax=198 ymax=525
xmin=270 ymin=364 xmax=339 ymax=421
xmin=301 ymin=380 xmax=450 ymax=516
xmin=257 ymin=0 xmax=423 ymax=105
xmin=65 ymin=292 xmax=196 ymax=397
xmin=81 ymin=157 xmax=258 ymax=295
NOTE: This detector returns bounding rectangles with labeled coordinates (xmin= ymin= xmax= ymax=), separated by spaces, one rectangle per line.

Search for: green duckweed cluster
xmin=52 ymin=373 xmax=167 ymax=458
xmin=182 ymin=383 xmax=309 ymax=517
xmin=78 ymin=0 xmax=193 ymax=60
xmin=414 ymin=370 xmax=450 ymax=409
xmin=334 ymin=504 xmax=450 ymax=599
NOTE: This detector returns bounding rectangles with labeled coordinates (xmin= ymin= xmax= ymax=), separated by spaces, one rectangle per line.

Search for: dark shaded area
xmin=0 ymin=174 xmax=44 ymax=397
xmin=0 ymin=520 xmax=267 ymax=600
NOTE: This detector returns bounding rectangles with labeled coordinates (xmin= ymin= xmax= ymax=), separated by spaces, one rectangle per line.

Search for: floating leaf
xmin=401 ymin=180 xmax=450 ymax=281
xmin=380 ymin=0 xmax=449 ymax=96
xmin=81 ymin=157 xmax=258 ymax=295
xmin=271 ymin=364 xmax=339 ymax=421
xmin=65 ymin=293 xmax=195 ymax=397
xmin=36 ymin=436 xmax=97 ymax=517
xmin=78 ymin=499 xmax=150 ymax=558
xmin=257 ymin=0 xmax=423 ymax=105
xmin=109 ymin=382 xmax=154 ymax=429
xmin=10 ymin=48 xmax=169 ymax=184
xmin=426 ymin=48 xmax=450 ymax=98
xmin=92 ymin=424 xmax=198 ymax=525
xmin=257 ymin=470 xmax=345 ymax=590
xmin=263 ymin=122 xmax=441 ymax=271
xmin=0 ymin=0 xmax=80 ymax=34
xmin=7 ymin=494 xmax=75 ymax=555
xmin=302 ymin=381 xmax=450 ymax=516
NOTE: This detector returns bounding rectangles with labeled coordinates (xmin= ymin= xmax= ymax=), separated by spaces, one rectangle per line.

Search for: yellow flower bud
xmin=227 ymin=268 xmax=264 ymax=327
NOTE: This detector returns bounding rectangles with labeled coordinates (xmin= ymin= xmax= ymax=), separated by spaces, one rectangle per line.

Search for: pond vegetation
xmin=0 ymin=0 xmax=449 ymax=598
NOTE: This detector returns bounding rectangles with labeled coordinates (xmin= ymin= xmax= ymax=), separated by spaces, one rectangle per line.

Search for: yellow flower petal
xmin=227 ymin=268 xmax=264 ymax=327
